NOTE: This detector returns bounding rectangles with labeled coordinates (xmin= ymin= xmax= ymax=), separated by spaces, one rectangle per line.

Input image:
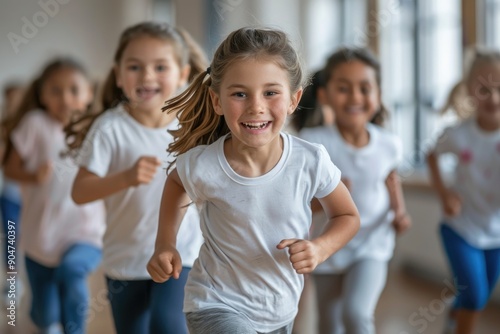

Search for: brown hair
xmin=322 ymin=47 xmax=388 ymax=126
xmin=1 ymin=58 xmax=89 ymax=165
xmin=165 ymin=27 xmax=306 ymax=159
xmin=65 ymin=21 xmax=207 ymax=157
xmin=441 ymin=48 xmax=500 ymax=119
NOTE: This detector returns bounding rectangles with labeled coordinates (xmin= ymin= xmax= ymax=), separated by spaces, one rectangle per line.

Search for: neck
xmin=336 ymin=123 xmax=370 ymax=148
xmin=124 ymin=104 xmax=175 ymax=128
xmin=224 ymin=135 xmax=283 ymax=177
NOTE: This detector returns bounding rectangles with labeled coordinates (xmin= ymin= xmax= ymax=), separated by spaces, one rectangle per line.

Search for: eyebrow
xmin=335 ymin=78 xmax=373 ymax=85
xmin=226 ymin=83 xmax=284 ymax=89
xmin=124 ymin=57 xmax=168 ymax=63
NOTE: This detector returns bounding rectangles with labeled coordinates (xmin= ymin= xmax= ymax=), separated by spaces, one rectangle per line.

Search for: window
xmin=380 ymin=0 xmax=462 ymax=172
xmin=478 ymin=0 xmax=500 ymax=48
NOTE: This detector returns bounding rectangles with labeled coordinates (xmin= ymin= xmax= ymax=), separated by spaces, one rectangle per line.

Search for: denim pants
xmin=106 ymin=267 xmax=190 ymax=334
xmin=440 ymin=224 xmax=500 ymax=310
xmin=25 ymin=243 xmax=102 ymax=334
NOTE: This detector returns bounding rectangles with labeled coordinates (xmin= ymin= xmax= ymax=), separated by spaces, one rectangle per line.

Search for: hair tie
xmin=206 ymin=66 xmax=211 ymax=75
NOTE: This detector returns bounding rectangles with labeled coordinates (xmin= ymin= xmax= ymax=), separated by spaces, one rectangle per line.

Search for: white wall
xmin=0 ymin=0 xmax=151 ymax=104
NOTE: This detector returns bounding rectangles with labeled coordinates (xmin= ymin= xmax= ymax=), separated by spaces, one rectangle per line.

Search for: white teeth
xmin=242 ymin=122 xmax=269 ymax=129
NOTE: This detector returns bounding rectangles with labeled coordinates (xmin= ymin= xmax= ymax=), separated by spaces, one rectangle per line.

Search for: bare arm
xmin=3 ymin=146 xmax=51 ymax=184
xmin=72 ymin=156 xmax=161 ymax=204
xmin=385 ymin=170 xmax=411 ymax=234
xmin=147 ymin=168 xmax=191 ymax=282
xmin=277 ymin=181 xmax=360 ymax=274
xmin=427 ymin=151 xmax=461 ymax=216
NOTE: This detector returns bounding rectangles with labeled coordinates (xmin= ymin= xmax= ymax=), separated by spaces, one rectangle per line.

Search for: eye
xmin=156 ymin=64 xmax=167 ymax=72
xmin=477 ymin=85 xmax=490 ymax=96
xmin=232 ymin=92 xmax=246 ymax=98
xmin=71 ymin=86 xmax=80 ymax=96
xmin=127 ymin=64 xmax=140 ymax=71
xmin=337 ymin=86 xmax=349 ymax=93
xmin=264 ymin=91 xmax=278 ymax=97
xmin=361 ymin=86 xmax=371 ymax=95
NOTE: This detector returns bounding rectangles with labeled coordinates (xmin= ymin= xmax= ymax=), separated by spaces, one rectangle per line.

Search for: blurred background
xmin=1 ymin=0 xmax=499 ymax=333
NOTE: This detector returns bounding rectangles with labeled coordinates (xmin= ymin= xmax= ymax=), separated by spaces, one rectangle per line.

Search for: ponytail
xmin=164 ymin=70 xmax=229 ymax=161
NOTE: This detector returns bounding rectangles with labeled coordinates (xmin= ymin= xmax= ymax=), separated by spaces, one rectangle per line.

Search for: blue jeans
xmin=1 ymin=195 xmax=21 ymax=269
xmin=25 ymin=243 xmax=102 ymax=334
xmin=440 ymin=224 xmax=500 ymax=310
xmin=106 ymin=267 xmax=190 ymax=334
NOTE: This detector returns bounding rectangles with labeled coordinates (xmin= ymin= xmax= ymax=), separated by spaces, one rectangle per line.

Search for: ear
xmin=178 ymin=64 xmax=191 ymax=88
xmin=114 ymin=64 xmax=122 ymax=88
xmin=288 ymin=88 xmax=303 ymax=115
xmin=209 ymin=88 xmax=223 ymax=116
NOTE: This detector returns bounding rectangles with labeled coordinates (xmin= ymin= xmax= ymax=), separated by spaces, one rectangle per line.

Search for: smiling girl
xmin=147 ymin=27 xmax=360 ymax=334
xmin=66 ymin=22 xmax=205 ymax=334
xmin=300 ymin=48 xmax=410 ymax=334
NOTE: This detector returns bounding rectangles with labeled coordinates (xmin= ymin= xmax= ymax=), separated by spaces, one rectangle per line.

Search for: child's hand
xmin=277 ymin=239 xmax=324 ymax=274
xmin=392 ymin=212 xmax=411 ymax=234
xmin=440 ymin=190 xmax=462 ymax=217
xmin=147 ymin=245 xmax=182 ymax=283
xmin=35 ymin=161 xmax=52 ymax=184
xmin=126 ymin=156 xmax=161 ymax=186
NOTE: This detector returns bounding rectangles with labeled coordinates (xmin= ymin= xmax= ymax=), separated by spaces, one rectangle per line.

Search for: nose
xmin=61 ymin=90 xmax=73 ymax=109
xmin=142 ymin=66 xmax=155 ymax=82
xmin=248 ymin=95 xmax=265 ymax=114
xmin=350 ymin=88 xmax=363 ymax=105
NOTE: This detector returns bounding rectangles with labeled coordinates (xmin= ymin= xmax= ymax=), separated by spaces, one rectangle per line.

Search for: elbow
xmin=71 ymin=182 xmax=88 ymax=205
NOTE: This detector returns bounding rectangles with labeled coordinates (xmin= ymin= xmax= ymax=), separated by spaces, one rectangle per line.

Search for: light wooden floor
xmin=1 ymin=266 xmax=499 ymax=333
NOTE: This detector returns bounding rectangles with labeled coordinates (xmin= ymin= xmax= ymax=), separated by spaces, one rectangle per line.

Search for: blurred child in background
xmin=2 ymin=58 xmax=105 ymax=334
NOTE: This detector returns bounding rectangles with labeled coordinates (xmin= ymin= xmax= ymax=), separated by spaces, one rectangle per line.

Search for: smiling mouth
xmin=136 ymin=87 xmax=160 ymax=97
xmin=241 ymin=121 xmax=270 ymax=129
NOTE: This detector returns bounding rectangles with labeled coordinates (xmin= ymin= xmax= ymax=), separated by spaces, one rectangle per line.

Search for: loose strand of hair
xmin=164 ymin=71 xmax=229 ymax=165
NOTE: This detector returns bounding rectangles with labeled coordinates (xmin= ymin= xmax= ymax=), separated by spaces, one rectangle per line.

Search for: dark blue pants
xmin=106 ymin=267 xmax=190 ymax=334
xmin=440 ymin=224 xmax=500 ymax=310
xmin=25 ymin=243 xmax=102 ymax=334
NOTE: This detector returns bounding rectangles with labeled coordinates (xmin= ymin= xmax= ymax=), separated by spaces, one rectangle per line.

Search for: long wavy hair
xmin=64 ymin=21 xmax=207 ymax=158
xmin=165 ymin=27 xmax=306 ymax=160
xmin=1 ymin=58 xmax=90 ymax=165
xmin=322 ymin=47 xmax=389 ymax=126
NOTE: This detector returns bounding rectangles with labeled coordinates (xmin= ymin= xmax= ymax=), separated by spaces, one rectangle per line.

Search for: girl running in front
xmin=300 ymin=47 xmax=411 ymax=334
xmin=147 ymin=27 xmax=360 ymax=334
xmin=2 ymin=58 xmax=105 ymax=334
xmin=66 ymin=22 xmax=205 ymax=334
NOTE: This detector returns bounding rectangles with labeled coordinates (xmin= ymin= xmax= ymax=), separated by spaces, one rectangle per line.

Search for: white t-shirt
xmin=177 ymin=133 xmax=341 ymax=332
xmin=434 ymin=118 xmax=500 ymax=249
xmin=78 ymin=104 xmax=203 ymax=280
xmin=11 ymin=110 xmax=105 ymax=267
xmin=300 ymin=124 xmax=402 ymax=273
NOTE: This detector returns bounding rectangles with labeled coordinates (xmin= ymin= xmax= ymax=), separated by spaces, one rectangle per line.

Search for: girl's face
xmin=210 ymin=57 xmax=302 ymax=151
xmin=40 ymin=67 xmax=93 ymax=126
xmin=115 ymin=35 xmax=190 ymax=114
xmin=467 ymin=63 xmax=500 ymax=130
xmin=322 ymin=60 xmax=380 ymax=131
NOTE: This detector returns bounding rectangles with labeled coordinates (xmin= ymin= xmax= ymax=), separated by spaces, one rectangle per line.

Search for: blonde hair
xmin=1 ymin=58 xmax=90 ymax=165
xmin=441 ymin=47 xmax=500 ymax=119
xmin=165 ymin=27 xmax=306 ymax=159
xmin=65 ymin=21 xmax=207 ymax=157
